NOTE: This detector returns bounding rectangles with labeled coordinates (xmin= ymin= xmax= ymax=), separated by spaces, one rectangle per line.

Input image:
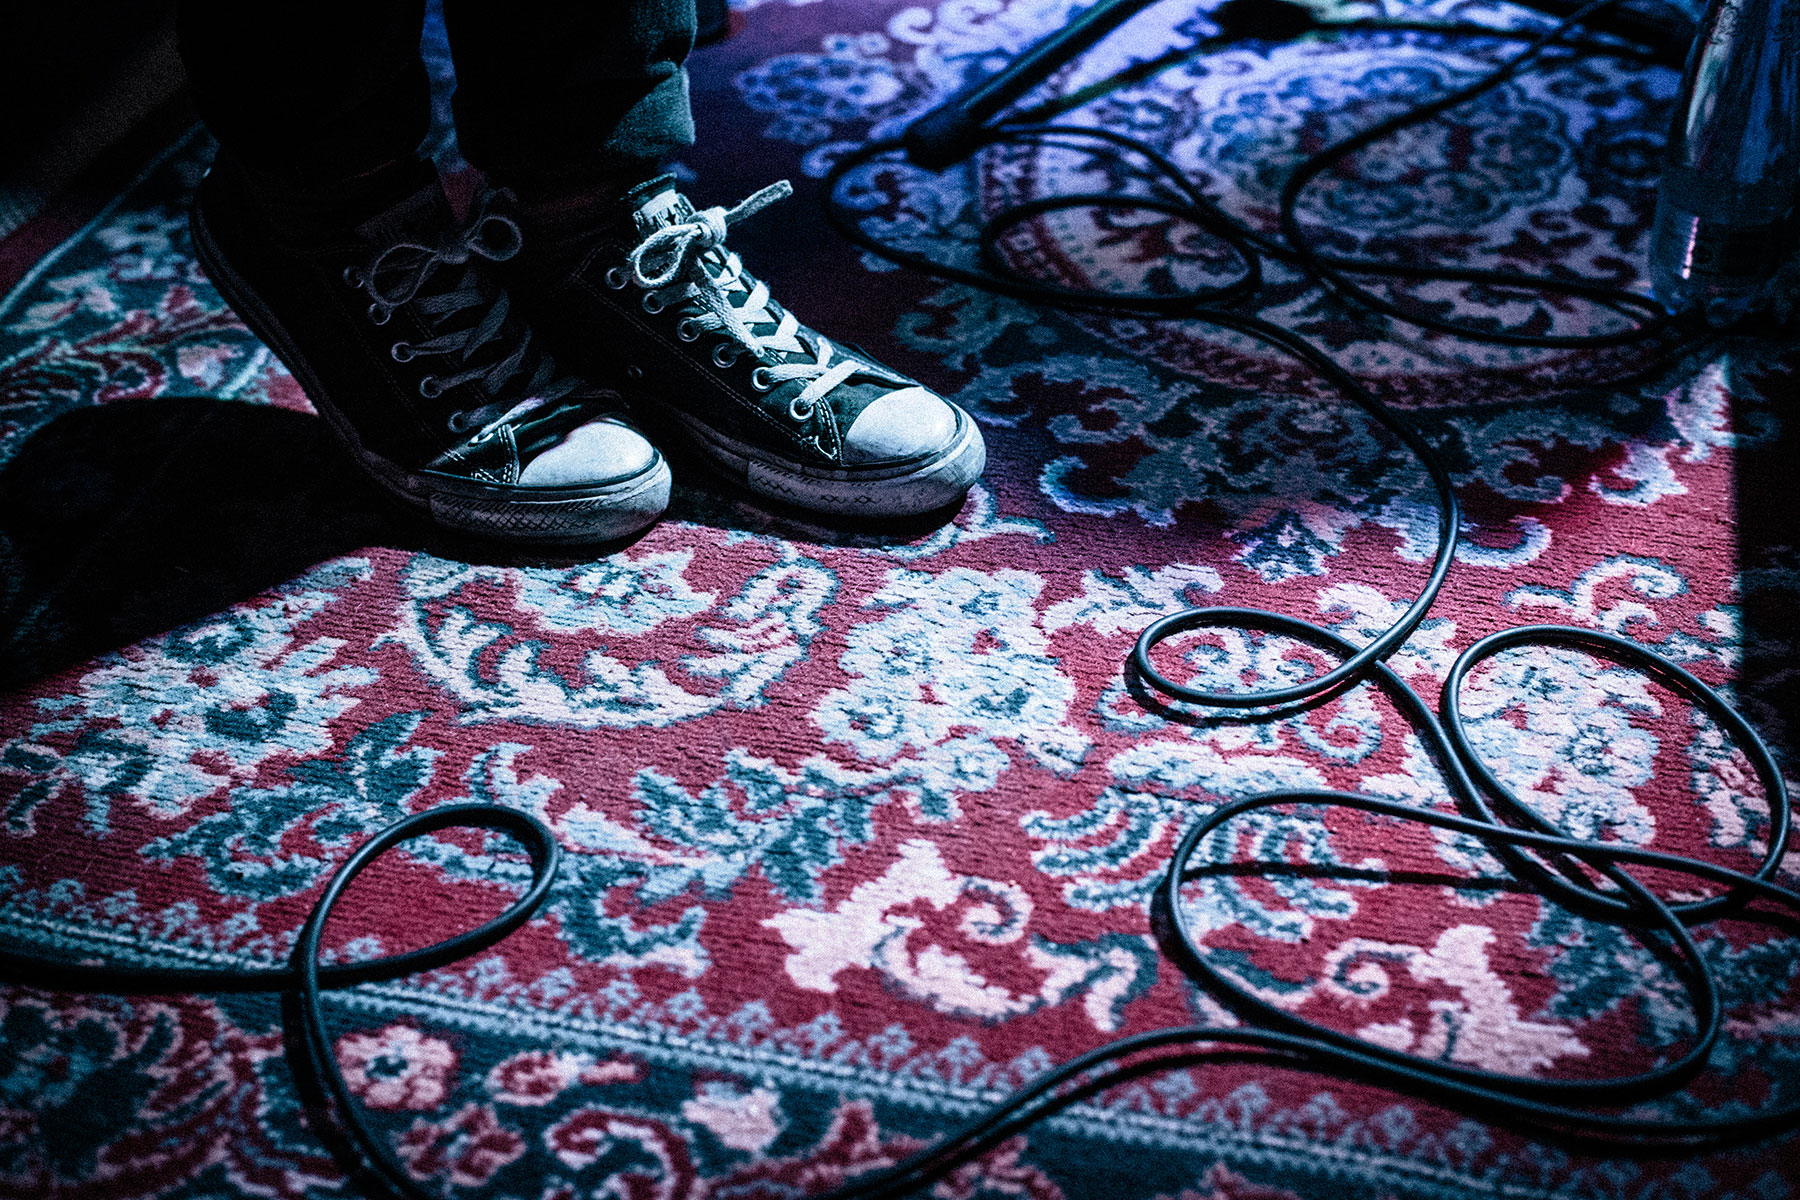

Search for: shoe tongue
xmin=619 ymin=174 xmax=813 ymax=361
xmin=353 ymin=182 xmax=453 ymax=247
xmin=623 ymin=174 xmax=698 ymax=241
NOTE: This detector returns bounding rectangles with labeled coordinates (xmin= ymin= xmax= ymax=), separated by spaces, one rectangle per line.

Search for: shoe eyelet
xmin=390 ymin=341 xmax=415 ymax=362
xmin=641 ymin=292 xmax=665 ymax=314
xmin=626 ymin=365 xmax=643 ymax=381
xmin=676 ymin=319 xmax=701 ymax=342
xmin=446 ymin=410 xmax=472 ymax=433
xmin=750 ymin=367 xmax=773 ymax=392
xmin=711 ymin=344 xmax=740 ymax=369
xmin=605 ymin=266 xmax=630 ymax=289
xmin=418 ymin=375 xmax=443 ymax=398
xmin=342 ymin=266 xmax=363 ymax=288
xmin=367 ymin=303 xmax=391 ymax=326
xmin=788 ymin=397 xmax=816 ymax=422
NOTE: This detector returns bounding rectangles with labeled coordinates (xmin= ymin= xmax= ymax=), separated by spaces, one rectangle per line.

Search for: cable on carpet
xmin=0 ymin=805 xmax=561 ymax=1200
xmin=811 ymin=0 xmax=1799 ymax=1190
xmin=1 ymin=2 xmax=1795 ymax=1198
xmin=827 ymin=625 xmax=1795 ymax=1200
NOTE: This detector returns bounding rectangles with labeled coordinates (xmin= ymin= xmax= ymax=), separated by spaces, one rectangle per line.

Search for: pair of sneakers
xmin=189 ymin=160 xmax=986 ymax=544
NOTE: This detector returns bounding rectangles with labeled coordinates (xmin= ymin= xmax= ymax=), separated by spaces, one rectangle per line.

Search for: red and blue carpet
xmin=1 ymin=1 xmax=1796 ymax=1197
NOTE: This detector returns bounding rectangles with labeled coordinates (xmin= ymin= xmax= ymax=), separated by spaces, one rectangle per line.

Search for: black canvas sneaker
xmin=190 ymin=162 xmax=671 ymax=544
xmin=506 ymin=176 xmax=985 ymax=517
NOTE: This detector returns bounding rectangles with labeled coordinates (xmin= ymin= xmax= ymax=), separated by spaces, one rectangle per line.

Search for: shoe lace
xmin=345 ymin=192 xmax=580 ymax=434
xmin=627 ymin=181 xmax=903 ymax=420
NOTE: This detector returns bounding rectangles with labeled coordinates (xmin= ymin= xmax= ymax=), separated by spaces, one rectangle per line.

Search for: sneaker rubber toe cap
xmin=518 ymin=416 xmax=660 ymax=487
xmin=841 ymin=386 xmax=960 ymax=466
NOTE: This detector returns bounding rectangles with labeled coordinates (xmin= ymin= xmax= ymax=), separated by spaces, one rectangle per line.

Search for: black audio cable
xmin=826 ymin=0 xmax=1695 ymax=713
xmin=3 ymin=2 xmax=1794 ymax=1198
xmin=5 ymin=632 xmax=1788 ymax=1200
xmin=827 ymin=624 xmax=1794 ymax=1200
xmin=0 ymin=806 xmax=561 ymax=1200
xmin=809 ymin=0 xmax=1799 ymax=1192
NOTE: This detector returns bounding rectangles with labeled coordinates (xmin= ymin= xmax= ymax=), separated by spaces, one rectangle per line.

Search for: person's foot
xmin=504 ymin=175 xmax=985 ymax=518
xmin=189 ymin=160 xmax=671 ymax=545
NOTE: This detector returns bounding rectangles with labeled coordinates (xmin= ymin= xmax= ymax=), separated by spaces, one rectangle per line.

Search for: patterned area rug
xmin=2 ymin=1 xmax=1797 ymax=1197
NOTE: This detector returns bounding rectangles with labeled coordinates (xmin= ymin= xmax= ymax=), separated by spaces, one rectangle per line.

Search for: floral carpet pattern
xmin=2 ymin=0 xmax=1798 ymax=1197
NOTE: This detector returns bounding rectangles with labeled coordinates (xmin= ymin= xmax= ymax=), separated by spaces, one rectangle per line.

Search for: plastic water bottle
xmin=1649 ymin=0 xmax=1800 ymax=326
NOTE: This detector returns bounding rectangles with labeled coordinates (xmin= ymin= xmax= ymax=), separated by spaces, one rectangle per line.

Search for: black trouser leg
xmin=178 ymin=0 xmax=697 ymax=228
xmin=177 ymin=1 xmax=433 ymax=193
xmin=442 ymin=0 xmax=697 ymax=190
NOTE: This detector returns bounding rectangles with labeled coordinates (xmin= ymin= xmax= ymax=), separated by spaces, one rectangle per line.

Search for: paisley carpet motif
xmin=0 ymin=1 xmax=1796 ymax=1197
